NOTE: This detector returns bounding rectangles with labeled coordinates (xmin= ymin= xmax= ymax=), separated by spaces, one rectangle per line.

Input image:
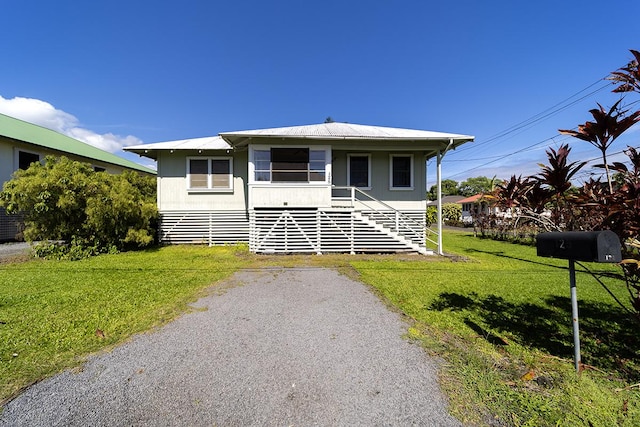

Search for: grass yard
xmin=2 ymin=232 xmax=640 ymax=425
xmin=352 ymin=230 xmax=640 ymax=426
xmin=0 ymin=244 xmax=250 ymax=403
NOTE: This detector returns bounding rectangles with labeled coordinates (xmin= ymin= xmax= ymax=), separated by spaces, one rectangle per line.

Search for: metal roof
xmin=125 ymin=122 xmax=474 ymax=160
xmin=220 ymin=122 xmax=474 ymax=143
xmin=0 ymin=113 xmax=155 ymax=174
xmin=125 ymin=136 xmax=231 ymax=159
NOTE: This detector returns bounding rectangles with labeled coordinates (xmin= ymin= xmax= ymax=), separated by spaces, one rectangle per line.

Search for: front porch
xmin=157 ymin=187 xmax=436 ymax=255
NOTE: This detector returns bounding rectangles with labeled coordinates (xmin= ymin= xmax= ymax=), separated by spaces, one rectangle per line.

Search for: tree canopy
xmin=458 ymin=176 xmax=495 ymax=197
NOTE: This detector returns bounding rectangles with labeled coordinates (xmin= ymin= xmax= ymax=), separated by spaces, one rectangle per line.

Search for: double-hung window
xmin=251 ymin=147 xmax=328 ymax=183
xmin=187 ymin=157 xmax=233 ymax=191
xmin=390 ymin=154 xmax=413 ymax=190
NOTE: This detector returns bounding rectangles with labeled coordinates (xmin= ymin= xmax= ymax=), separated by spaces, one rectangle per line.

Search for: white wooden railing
xmin=331 ymin=186 xmax=438 ymax=247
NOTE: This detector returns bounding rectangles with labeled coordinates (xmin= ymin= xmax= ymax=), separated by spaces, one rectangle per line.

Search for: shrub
xmin=0 ymin=156 xmax=157 ymax=259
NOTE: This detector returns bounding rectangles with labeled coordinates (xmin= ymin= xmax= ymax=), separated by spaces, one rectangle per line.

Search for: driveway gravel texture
xmin=0 ymin=267 xmax=461 ymax=426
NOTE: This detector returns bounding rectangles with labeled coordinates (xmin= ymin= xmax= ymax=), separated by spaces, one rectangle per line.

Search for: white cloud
xmin=0 ymin=95 xmax=142 ymax=153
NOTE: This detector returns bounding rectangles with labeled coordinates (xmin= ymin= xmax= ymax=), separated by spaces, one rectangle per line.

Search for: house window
xmin=272 ymin=148 xmax=309 ymax=182
xmin=348 ymin=154 xmax=371 ymax=188
xmin=187 ymin=157 xmax=233 ymax=191
xmin=18 ymin=151 xmax=40 ymax=170
xmin=390 ymin=154 xmax=413 ymax=190
xmin=251 ymin=147 xmax=328 ymax=183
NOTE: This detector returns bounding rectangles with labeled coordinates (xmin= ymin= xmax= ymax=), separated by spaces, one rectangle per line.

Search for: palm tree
xmin=559 ymin=100 xmax=640 ymax=193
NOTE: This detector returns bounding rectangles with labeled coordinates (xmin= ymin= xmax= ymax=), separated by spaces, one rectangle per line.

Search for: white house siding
xmin=249 ymin=185 xmax=331 ymax=208
xmin=156 ymin=150 xmax=248 ymax=211
xmin=155 ymin=150 xmax=250 ymax=245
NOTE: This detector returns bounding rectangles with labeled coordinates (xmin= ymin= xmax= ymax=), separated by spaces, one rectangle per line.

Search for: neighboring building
xmin=427 ymin=195 xmax=465 ymax=206
xmin=0 ymin=113 xmax=156 ymax=241
xmin=125 ymin=122 xmax=473 ymax=255
xmin=459 ymin=193 xmax=500 ymax=224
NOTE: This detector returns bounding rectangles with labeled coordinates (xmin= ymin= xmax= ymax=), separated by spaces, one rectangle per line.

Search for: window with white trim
xmin=251 ymin=147 xmax=328 ymax=183
xmin=347 ymin=154 xmax=371 ymax=188
xmin=390 ymin=154 xmax=413 ymax=190
xmin=187 ymin=157 xmax=233 ymax=191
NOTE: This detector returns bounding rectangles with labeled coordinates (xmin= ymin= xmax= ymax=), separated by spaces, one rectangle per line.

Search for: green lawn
xmin=352 ymin=231 xmax=640 ymax=426
xmin=2 ymin=234 xmax=639 ymax=425
xmin=0 ymin=244 xmax=249 ymax=402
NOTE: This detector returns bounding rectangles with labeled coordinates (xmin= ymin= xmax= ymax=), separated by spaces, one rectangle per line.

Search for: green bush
xmin=443 ymin=203 xmax=462 ymax=225
xmin=426 ymin=206 xmax=437 ymax=226
xmin=0 ymin=156 xmax=157 ymax=258
xmin=426 ymin=204 xmax=462 ymax=226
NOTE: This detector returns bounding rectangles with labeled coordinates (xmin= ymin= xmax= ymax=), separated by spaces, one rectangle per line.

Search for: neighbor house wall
xmin=1 ymin=137 xmax=150 ymax=241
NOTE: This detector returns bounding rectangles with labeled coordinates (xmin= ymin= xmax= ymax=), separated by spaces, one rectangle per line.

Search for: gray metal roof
xmin=125 ymin=122 xmax=474 ymax=160
xmin=125 ymin=136 xmax=232 ymax=159
xmin=220 ymin=122 xmax=474 ymax=142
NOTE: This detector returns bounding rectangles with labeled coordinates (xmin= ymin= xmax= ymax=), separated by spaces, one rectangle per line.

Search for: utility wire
xmin=441 ymin=85 xmax=640 ymax=180
xmin=452 ymin=78 xmax=613 ymax=157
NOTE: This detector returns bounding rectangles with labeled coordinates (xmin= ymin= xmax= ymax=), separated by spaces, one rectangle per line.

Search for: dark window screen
xmin=271 ymin=148 xmax=309 ymax=163
xmin=18 ymin=151 xmax=39 ymax=170
xmin=349 ymin=156 xmax=369 ymax=187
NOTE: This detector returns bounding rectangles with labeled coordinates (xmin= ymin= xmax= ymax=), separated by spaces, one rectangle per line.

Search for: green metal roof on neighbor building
xmin=0 ymin=113 xmax=155 ymax=174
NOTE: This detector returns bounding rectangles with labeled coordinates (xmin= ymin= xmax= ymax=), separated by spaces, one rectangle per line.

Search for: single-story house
xmin=459 ymin=193 xmax=500 ymax=224
xmin=0 ymin=113 xmax=156 ymax=241
xmin=125 ymin=122 xmax=474 ymax=255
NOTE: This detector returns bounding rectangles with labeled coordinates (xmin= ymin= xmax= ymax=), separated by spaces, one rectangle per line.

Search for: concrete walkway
xmin=0 ymin=268 xmax=460 ymax=426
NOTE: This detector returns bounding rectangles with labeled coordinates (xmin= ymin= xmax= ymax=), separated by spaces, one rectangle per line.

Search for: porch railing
xmin=331 ymin=186 xmax=438 ymax=248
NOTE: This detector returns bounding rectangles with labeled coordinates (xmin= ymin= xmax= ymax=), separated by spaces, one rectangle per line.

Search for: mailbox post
xmin=536 ymin=231 xmax=621 ymax=373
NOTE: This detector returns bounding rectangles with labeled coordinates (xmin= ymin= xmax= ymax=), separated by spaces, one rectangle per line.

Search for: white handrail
xmin=331 ymin=186 xmax=438 ymax=246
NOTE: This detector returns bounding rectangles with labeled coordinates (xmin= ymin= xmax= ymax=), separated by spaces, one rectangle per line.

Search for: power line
xmin=440 ymin=84 xmax=640 ymax=180
xmin=452 ymin=77 xmax=613 ymax=157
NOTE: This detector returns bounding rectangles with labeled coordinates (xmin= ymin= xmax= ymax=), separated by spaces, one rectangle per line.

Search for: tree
xmin=427 ymin=179 xmax=458 ymax=201
xmin=0 ymin=156 xmax=157 ymax=258
xmin=610 ymin=49 xmax=640 ymax=94
xmin=535 ymin=144 xmax=585 ymax=228
xmin=559 ymin=100 xmax=640 ymax=193
xmin=458 ymin=176 xmax=495 ymax=197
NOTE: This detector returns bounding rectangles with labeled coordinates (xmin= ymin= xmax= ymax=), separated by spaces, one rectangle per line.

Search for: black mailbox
xmin=536 ymin=230 xmax=622 ymax=263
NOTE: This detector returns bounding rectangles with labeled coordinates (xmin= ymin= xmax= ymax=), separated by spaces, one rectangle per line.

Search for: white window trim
xmin=347 ymin=153 xmax=371 ymax=189
xmin=248 ymin=145 xmax=332 ymax=185
xmin=186 ymin=156 xmax=233 ymax=192
xmin=389 ymin=154 xmax=414 ymax=191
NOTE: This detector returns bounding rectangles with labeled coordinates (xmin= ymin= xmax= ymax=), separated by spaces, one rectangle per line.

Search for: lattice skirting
xmin=158 ymin=211 xmax=250 ymax=245
xmin=250 ymin=208 xmax=426 ymax=254
xmin=158 ymin=209 xmax=427 ymax=254
xmin=0 ymin=208 xmax=24 ymax=242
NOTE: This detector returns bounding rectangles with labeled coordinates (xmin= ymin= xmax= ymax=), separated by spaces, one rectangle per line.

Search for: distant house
xmin=0 ymin=113 xmax=156 ymax=241
xmin=126 ymin=122 xmax=473 ymax=255
xmin=427 ymin=195 xmax=465 ymax=206
xmin=459 ymin=193 xmax=500 ymax=224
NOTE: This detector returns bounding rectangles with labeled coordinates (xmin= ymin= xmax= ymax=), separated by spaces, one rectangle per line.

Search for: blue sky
xmin=2 ymin=0 xmax=639 ymax=187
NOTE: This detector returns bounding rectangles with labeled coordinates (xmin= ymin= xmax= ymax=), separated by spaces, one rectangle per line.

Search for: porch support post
xmin=436 ymin=150 xmax=443 ymax=255
xmin=436 ymin=138 xmax=455 ymax=256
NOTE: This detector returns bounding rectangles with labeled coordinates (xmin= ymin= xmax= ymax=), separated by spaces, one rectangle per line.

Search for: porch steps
xmin=353 ymin=211 xmax=431 ymax=255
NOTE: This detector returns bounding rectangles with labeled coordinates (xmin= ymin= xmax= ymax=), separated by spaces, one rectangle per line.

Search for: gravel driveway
xmin=0 ymin=267 xmax=460 ymax=426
